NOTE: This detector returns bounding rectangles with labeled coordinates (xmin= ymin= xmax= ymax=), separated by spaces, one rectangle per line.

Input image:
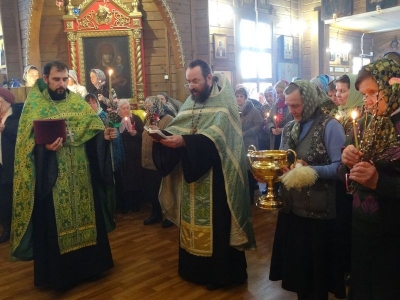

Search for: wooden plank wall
xmin=6 ymin=0 xmax=400 ymax=96
xmin=18 ymin=0 xmax=29 ymax=67
xmin=271 ymin=0 xmax=300 ymax=60
xmin=373 ymin=29 xmax=400 ymax=58
xmin=299 ymin=0 xmax=321 ymax=80
xmin=0 ymin=0 xmax=24 ymax=79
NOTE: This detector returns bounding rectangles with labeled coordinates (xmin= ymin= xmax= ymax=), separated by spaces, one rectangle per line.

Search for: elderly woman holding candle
xmin=265 ymin=80 xmax=293 ymax=150
xmin=340 ymin=58 xmax=400 ymax=299
xmin=116 ymin=99 xmax=144 ymax=213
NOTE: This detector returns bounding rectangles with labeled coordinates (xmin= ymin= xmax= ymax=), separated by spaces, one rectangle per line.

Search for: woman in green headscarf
xmin=335 ymin=74 xmax=364 ymax=136
xmin=270 ymin=80 xmax=347 ymax=300
xmin=340 ymin=58 xmax=400 ymax=299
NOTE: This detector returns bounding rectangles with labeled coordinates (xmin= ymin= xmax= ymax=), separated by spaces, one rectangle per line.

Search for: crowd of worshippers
xmin=0 ymin=54 xmax=399 ymax=299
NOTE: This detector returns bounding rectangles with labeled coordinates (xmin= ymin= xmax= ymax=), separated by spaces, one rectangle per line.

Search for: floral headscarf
xmin=358 ymin=58 xmax=400 ymax=161
xmin=144 ymin=96 xmax=166 ymax=118
xmin=287 ymin=80 xmax=330 ymax=147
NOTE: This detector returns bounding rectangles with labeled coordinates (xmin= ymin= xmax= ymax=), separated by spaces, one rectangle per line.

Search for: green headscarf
xmin=339 ymin=74 xmax=364 ymax=111
xmin=287 ymin=80 xmax=329 ymax=147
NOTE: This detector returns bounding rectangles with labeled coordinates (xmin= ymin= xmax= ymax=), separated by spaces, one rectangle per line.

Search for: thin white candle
xmin=351 ymin=110 xmax=359 ymax=149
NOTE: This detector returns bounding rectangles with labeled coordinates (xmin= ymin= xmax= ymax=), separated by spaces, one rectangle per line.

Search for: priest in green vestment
xmin=11 ymin=61 xmax=115 ymax=290
xmin=153 ymin=60 xmax=256 ymax=290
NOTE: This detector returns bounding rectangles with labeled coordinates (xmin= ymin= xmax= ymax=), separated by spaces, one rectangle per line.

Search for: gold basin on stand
xmin=247 ymin=146 xmax=296 ymax=209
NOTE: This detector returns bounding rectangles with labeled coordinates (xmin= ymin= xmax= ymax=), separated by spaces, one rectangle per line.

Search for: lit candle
xmin=267 ymin=112 xmax=270 ymax=118
xmin=351 ymin=110 xmax=359 ymax=149
xmin=108 ymin=69 xmax=113 ymax=100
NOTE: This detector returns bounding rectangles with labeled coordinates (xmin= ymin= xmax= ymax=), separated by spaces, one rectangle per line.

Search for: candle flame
xmin=108 ymin=69 xmax=113 ymax=76
xmin=124 ymin=117 xmax=128 ymax=121
xmin=351 ymin=110 xmax=358 ymax=120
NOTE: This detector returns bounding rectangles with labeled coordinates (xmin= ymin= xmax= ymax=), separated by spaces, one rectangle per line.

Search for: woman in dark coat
xmin=0 ymin=88 xmax=23 ymax=243
xmin=116 ymin=99 xmax=144 ymax=213
xmin=235 ymin=87 xmax=263 ymax=204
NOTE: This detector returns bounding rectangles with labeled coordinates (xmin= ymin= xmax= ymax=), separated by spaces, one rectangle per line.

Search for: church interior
xmin=0 ymin=0 xmax=400 ymax=299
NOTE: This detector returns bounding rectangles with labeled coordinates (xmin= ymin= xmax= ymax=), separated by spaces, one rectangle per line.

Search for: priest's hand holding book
xmin=144 ymin=125 xmax=168 ymax=141
xmin=45 ymin=137 xmax=63 ymax=151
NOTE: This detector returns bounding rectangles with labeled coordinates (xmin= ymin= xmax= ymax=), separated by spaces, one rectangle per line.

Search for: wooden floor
xmin=0 ymin=188 xmax=342 ymax=300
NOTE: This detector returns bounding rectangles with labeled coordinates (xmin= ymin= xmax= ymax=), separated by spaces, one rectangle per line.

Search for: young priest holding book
xmin=11 ymin=61 xmax=116 ymax=290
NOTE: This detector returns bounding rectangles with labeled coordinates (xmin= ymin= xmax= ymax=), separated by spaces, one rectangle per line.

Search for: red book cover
xmin=33 ymin=119 xmax=67 ymax=145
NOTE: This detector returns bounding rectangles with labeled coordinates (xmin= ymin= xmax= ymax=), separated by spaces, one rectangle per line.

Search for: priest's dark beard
xmin=190 ymin=84 xmax=212 ymax=103
xmin=48 ymin=87 xmax=67 ymax=101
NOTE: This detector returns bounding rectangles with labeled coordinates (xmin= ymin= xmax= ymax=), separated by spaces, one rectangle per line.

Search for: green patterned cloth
xmin=11 ymin=79 xmax=105 ymax=260
xmin=159 ymin=73 xmax=256 ymax=256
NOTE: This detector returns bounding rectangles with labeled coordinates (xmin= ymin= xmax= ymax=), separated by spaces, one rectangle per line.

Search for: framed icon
xmin=214 ymin=34 xmax=227 ymax=59
xmin=283 ymin=36 xmax=293 ymax=60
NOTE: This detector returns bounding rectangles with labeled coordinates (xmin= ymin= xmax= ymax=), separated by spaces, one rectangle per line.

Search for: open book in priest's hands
xmin=144 ymin=126 xmax=168 ymax=141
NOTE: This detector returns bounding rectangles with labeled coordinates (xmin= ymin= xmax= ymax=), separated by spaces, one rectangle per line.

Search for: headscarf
xmin=286 ymin=80 xmax=329 ymax=147
xmin=235 ymin=87 xmax=248 ymax=99
xmin=68 ymin=70 xmax=80 ymax=84
xmin=358 ymin=58 xmax=400 ymax=161
xmin=274 ymin=80 xmax=288 ymax=91
xmin=90 ymin=69 xmax=106 ymax=89
xmin=0 ymin=87 xmax=16 ymax=104
xmin=144 ymin=96 xmax=166 ymax=118
xmin=118 ymin=99 xmax=133 ymax=133
xmin=310 ymin=74 xmax=330 ymax=92
xmin=22 ymin=65 xmax=38 ymax=82
xmin=264 ymin=86 xmax=276 ymax=97
xmin=339 ymin=74 xmax=364 ymax=111
xmin=84 ymin=93 xmax=103 ymax=115
xmin=275 ymin=80 xmax=288 ymax=109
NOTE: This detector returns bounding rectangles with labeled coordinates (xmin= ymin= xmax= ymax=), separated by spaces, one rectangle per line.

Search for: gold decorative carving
xmin=78 ymin=11 xmax=97 ymax=30
xmin=95 ymin=4 xmax=112 ymax=25
xmin=132 ymin=0 xmax=139 ymax=13
xmin=77 ymin=31 xmax=137 ymax=102
xmin=133 ymin=29 xmax=142 ymax=39
xmin=26 ymin=0 xmax=36 ymax=65
xmin=79 ymin=0 xmax=131 ymax=14
xmin=67 ymin=0 xmax=74 ymax=16
xmin=66 ymin=21 xmax=74 ymax=29
xmin=133 ymin=19 xmax=140 ymax=27
xmin=159 ymin=0 xmax=185 ymax=67
xmin=135 ymin=37 xmax=143 ymax=86
xmin=68 ymin=33 xmax=78 ymax=71
xmin=67 ymin=32 xmax=77 ymax=42
xmin=111 ymin=10 xmax=131 ymax=29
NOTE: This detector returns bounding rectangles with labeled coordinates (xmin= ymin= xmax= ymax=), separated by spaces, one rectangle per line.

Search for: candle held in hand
xmin=351 ymin=110 xmax=359 ymax=149
xmin=108 ymin=69 xmax=113 ymax=100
